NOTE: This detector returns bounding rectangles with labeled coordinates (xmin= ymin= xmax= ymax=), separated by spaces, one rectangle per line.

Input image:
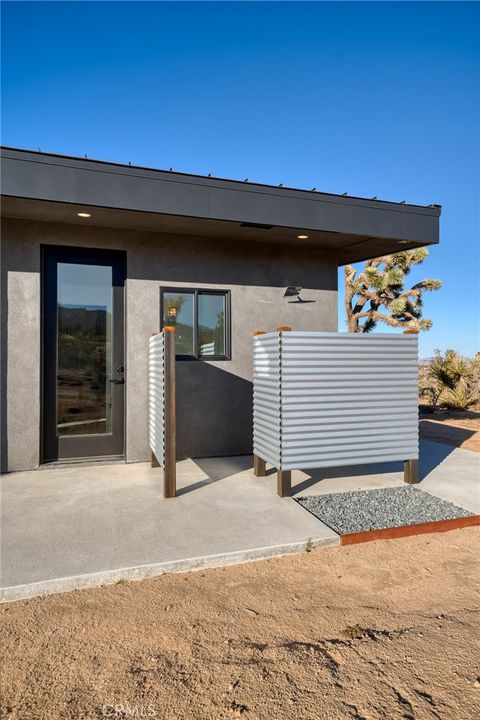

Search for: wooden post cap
xmin=253 ymin=330 xmax=267 ymax=336
xmin=403 ymin=329 xmax=419 ymax=334
xmin=276 ymin=326 xmax=292 ymax=331
xmin=163 ymin=326 xmax=176 ymax=332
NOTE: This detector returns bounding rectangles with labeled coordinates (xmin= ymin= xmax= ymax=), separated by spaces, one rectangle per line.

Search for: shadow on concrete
xmin=418 ymin=438 xmax=458 ymax=478
xmin=176 ymin=479 xmax=215 ymax=497
xmin=192 ymin=455 xmax=253 ymax=480
xmin=177 ymin=455 xmax=254 ymax=496
xmin=291 ymin=462 xmax=401 ymax=495
xmin=290 ymin=439 xmax=457 ymax=495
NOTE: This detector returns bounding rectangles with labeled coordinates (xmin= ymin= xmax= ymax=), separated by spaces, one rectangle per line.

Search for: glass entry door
xmin=43 ymin=247 xmax=125 ymax=461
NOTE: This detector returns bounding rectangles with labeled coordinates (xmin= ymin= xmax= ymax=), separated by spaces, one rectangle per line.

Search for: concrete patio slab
xmin=1 ymin=439 xmax=478 ymax=601
xmin=1 ymin=455 xmax=338 ymax=600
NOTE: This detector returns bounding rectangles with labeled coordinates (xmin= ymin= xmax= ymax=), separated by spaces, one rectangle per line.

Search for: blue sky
xmin=2 ymin=1 xmax=479 ymax=357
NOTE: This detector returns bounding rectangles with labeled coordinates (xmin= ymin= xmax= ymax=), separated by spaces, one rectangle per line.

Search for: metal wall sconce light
xmin=284 ymin=286 xmax=304 ymax=302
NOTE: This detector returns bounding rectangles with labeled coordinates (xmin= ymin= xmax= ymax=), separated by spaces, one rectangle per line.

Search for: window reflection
xmin=57 ymin=263 xmax=112 ymax=435
xmin=163 ymin=292 xmax=195 ymax=356
xmin=198 ymin=294 xmax=225 ymax=356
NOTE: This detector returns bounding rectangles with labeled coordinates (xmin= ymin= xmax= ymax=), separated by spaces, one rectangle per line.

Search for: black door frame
xmin=41 ymin=245 xmax=126 ymax=462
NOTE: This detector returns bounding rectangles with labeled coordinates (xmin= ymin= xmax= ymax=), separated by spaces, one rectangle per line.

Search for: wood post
xmin=276 ymin=326 xmax=292 ymax=331
xmin=404 ymin=459 xmax=419 ymax=484
xmin=253 ymin=454 xmax=266 ymax=477
xmin=277 ymin=470 xmax=291 ymax=497
xmin=163 ymin=327 xmax=176 ymax=498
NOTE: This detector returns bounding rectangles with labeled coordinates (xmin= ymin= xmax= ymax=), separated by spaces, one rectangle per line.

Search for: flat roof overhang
xmin=0 ymin=147 xmax=440 ymax=264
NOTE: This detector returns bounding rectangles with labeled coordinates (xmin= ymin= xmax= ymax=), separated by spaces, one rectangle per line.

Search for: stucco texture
xmin=1 ymin=218 xmax=337 ymax=471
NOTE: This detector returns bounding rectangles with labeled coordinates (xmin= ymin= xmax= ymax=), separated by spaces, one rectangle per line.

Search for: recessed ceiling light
xmin=397 ymin=240 xmax=410 ymax=245
xmin=297 ymin=234 xmax=309 ymax=239
xmin=77 ymin=212 xmax=91 ymax=218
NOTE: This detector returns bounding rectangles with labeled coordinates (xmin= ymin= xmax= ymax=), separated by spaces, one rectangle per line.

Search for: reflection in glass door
xmin=43 ymin=247 xmax=125 ymax=461
xmin=57 ymin=263 xmax=113 ymax=436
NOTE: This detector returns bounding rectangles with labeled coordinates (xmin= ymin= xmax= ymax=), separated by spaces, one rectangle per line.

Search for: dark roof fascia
xmin=0 ymin=146 xmax=441 ymax=217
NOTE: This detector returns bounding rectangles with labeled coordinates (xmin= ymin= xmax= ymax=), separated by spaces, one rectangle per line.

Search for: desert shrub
xmin=441 ymin=380 xmax=478 ymax=411
xmin=428 ymin=350 xmax=469 ymax=390
xmin=419 ymin=350 xmax=479 ymax=411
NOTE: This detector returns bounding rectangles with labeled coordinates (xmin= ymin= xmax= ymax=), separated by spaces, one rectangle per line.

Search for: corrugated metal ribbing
xmin=253 ymin=331 xmax=419 ymax=472
xmin=148 ymin=333 xmax=165 ymax=465
xmin=253 ymin=333 xmax=281 ymax=466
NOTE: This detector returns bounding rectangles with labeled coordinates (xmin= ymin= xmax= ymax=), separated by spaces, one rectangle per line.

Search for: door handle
xmin=109 ymin=378 xmax=125 ymax=384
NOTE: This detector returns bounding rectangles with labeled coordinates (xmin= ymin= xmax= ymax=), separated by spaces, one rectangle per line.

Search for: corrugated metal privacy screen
xmin=148 ymin=332 xmax=165 ymax=466
xmin=253 ymin=331 xmax=419 ymax=472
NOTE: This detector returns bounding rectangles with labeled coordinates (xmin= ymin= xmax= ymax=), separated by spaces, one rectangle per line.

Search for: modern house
xmin=0 ymin=147 xmax=440 ymax=473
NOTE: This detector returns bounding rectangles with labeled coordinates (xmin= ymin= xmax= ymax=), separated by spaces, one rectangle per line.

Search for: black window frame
xmin=161 ymin=287 xmax=231 ymax=361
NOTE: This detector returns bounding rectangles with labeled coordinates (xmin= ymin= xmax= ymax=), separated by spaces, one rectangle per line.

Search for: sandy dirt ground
xmin=1 ymin=528 xmax=480 ymax=720
xmin=419 ymin=409 xmax=480 ymax=452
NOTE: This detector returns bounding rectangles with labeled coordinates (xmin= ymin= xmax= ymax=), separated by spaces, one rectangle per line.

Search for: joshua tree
xmin=344 ymin=248 xmax=441 ymax=333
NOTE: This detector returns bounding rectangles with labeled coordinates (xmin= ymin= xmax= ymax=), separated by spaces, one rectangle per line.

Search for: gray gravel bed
xmin=296 ymin=486 xmax=474 ymax=535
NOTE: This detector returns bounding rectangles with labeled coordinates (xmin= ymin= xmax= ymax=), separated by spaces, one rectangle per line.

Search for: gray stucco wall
xmin=1 ymin=218 xmax=338 ymax=472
